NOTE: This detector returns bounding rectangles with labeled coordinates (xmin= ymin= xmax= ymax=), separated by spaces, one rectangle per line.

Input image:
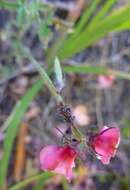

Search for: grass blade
xmin=89 ymin=0 xmax=117 ymax=27
xmin=0 ymin=80 xmax=43 ymax=189
xmin=0 ymin=1 xmax=19 ymax=10
xmin=59 ymin=0 xmax=101 ymax=53
xmin=59 ymin=5 xmax=130 ymax=59
xmin=63 ymin=65 xmax=130 ymax=80
xmin=9 ymin=172 xmax=54 ymax=190
xmin=72 ymin=0 xmax=101 ymax=35
xmin=113 ymin=20 xmax=130 ymax=32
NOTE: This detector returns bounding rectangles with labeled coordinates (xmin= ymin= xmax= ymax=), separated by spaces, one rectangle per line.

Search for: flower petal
xmin=40 ymin=145 xmax=61 ymax=170
xmin=98 ymin=75 xmax=115 ymax=89
xmin=39 ymin=145 xmax=77 ymax=181
xmin=90 ymin=127 xmax=120 ymax=164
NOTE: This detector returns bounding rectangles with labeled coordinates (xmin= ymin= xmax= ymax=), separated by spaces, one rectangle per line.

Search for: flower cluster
xmin=39 ymin=104 xmax=120 ymax=182
xmin=39 ymin=125 xmax=120 ymax=181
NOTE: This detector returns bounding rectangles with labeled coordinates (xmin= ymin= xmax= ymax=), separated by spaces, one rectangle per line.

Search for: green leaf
xmin=71 ymin=0 xmax=101 ymax=37
xmin=54 ymin=56 xmax=64 ymax=90
xmin=0 ymin=1 xmax=19 ymax=10
xmin=64 ymin=65 xmax=106 ymax=74
xmin=17 ymin=5 xmax=26 ymax=27
xmin=58 ymin=0 xmax=101 ymax=53
xmin=32 ymin=178 xmax=45 ymax=190
xmin=14 ymin=43 xmax=63 ymax=104
xmin=32 ymin=58 xmax=63 ymax=103
xmin=0 ymin=1 xmax=49 ymax=10
xmin=59 ymin=4 xmax=130 ymax=59
xmin=38 ymin=22 xmax=51 ymax=38
xmin=63 ymin=65 xmax=130 ymax=80
xmin=9 ymin=172 xmax=54 ymax=190
xmin=89 ymin=0 xmax=117 ymax=27
xmin=19 ymin=46 xmax=63 ymax=103
xmin=113 ymin=20 xmax=130 ymax=32
xmin=0 ymin=80 xmax=43 ymax=189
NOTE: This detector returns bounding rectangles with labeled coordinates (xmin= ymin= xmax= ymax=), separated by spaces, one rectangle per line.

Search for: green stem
xmin=46 ymin=27 xmax=67 ymax=72
xmin=71 ymin=124 xmax=83 ymax=141
xmin=108 ymin=69 xmax=130 ymax=80
xmin=17 ymin=45 xmax=64 ymax=104
xmin=9 ymin=172 xmax=54 ymax=190
xmin=30 ymin=55 xmax=64 ymax=104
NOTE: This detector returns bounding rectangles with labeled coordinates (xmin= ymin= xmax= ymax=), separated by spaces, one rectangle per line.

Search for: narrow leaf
xmin=63 ymin=65 xmax=130 ymax=80
xmin=9 ymin=172 xmax=54 ymax=190
xmin=0 ymin=1 xmax=19 ymax=10
xmin=72 ymin=0 xmax=101 ymax=35
xmin=59 ymin=5 xmax=130 ymax=59
xmin=90 ymin=0 xmax=117 ymax=27
xmin=0 ymin=80 xmax=43 ymax=189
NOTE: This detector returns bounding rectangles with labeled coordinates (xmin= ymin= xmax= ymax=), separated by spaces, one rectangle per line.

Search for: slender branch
xmin=17 ymin=45 xmax=64 ymax=104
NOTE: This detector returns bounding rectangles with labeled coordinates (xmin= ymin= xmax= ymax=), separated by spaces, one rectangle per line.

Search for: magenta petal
xmin=90 ymin=127 xmax=120 ymax=164
xmin=53 ymin=160 xmax=73 ymax=182
xmin=40 ymin=145 xmax=61 ymax=170
xmin=98 ymin=75 xmax=115 ymax=89
xmin=101 ymin=156 xmax=111 ymax=164
xmin=39 ymin=145 xmax=77 ymax=181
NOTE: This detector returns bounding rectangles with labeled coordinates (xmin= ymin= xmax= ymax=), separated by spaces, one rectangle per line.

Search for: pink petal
xmin=98 ymin=127 xmax=120 ymax=149
xmin=90 ymin=127 xmax=120 ymax=164
xmin=53 ymin=159 xmax=73 ymax=182
xmin=40 ymin=145 xmax=61 ymax=170
xmin=39 ymin=145 xmax=77 ymax=181
xmin=98 ymin=75 xmax=115 ymax=89
xmin=101 ymin=156 xmax=111 ymax=164
xmin=100 ymin=126 xmax=108 ymax=131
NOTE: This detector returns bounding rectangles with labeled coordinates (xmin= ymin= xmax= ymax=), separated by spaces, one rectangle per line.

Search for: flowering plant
xmin=39 ymin=104 xmax=120 ymax=181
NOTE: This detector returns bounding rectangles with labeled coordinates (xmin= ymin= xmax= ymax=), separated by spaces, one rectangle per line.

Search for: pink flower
xmin=89 ymin=126 xmax=120 ymax=164
xmin=39 ymin=145 xmax=77 ymax=181
xmin=98 ymin=75 xmax=115 ymax=89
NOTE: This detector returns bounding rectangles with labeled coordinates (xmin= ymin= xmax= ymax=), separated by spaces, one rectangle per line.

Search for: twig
xmin=13 ymin=122 xmax=28 ymax=182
